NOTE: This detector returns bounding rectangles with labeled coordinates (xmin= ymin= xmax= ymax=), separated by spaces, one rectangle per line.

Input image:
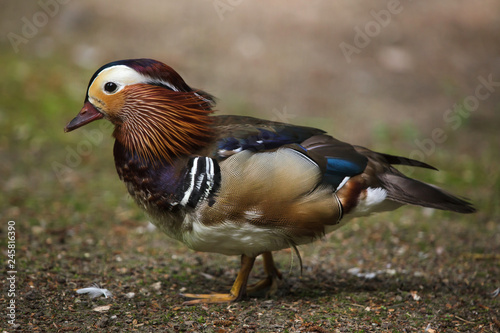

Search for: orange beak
xmin=64 ymin=101 xmax=104 ymax=132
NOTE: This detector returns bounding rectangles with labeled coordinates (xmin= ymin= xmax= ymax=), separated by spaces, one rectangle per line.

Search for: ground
xmin=1 ymin=1 xmax=499 ymax=332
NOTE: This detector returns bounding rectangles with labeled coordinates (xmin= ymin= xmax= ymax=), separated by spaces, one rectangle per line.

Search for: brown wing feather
xmin=354 ymin=147 xmax=476 ymax=213
xmin=378 ymin=171 xmax=476 ymax=213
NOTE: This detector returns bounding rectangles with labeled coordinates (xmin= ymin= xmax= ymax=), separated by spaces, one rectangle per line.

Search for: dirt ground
xmin=1 ymin=1 xmax=499 ymax=332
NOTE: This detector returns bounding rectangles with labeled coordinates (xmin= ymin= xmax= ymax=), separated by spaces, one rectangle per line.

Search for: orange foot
xmin=247 ymin=252 xmax=283 ymax=297
xmin=182 ymin=254 xmax=255 ymax=305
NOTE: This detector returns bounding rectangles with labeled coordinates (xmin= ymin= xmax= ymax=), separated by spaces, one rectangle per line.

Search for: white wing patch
xmin=347 ymin=187 xmax=391 ymax=218
xmin=363 ymin=187 xmax=388 ymax=207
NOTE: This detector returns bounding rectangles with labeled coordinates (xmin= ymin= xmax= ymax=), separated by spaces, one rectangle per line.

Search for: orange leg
xmin=247 ymin=252 xmax=283 ymax=296
xmin=182 ymin=254 xmax=256 ymax=304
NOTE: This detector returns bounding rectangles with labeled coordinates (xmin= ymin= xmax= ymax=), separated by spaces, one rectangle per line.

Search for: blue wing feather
xmin=213 ymin=116 xmax=367 ymax=191
xmin=300 ymin=134 xmax=368 ymax=189
xmin=324 ymin=157 xmax=366 ymax=186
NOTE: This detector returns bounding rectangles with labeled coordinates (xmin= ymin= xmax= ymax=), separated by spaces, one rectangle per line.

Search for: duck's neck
xmin=113 ymin=140 xmax=185 ymax=206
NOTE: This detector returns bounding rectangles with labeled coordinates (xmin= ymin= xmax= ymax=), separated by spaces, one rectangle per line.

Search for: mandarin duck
xmin=65 ymin=58 xmax=475 ymax=304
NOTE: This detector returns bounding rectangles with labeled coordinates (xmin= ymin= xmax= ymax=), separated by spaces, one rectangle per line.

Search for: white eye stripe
xmin=195 ymin=92 xmax=211 ymax=102
xmin=148 ymin=80 xmax=179 ymax=92
xmin=91 ymin=64 xmax=179 ymax=93
xmin=91 ymin=65 xmax=144 ymax=89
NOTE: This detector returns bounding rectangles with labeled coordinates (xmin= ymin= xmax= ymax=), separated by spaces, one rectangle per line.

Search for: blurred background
xmin=0 ymin=0 xmax=499 ymax=330
xmin=2 ymin=0 xmax=498 ymax=225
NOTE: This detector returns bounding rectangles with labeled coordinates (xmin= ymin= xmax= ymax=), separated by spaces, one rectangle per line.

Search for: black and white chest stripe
xmin=177 ymin=157 xmax=221 ymax=208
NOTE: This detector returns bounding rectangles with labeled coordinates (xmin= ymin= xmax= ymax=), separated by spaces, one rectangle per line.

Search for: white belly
xmin=181 ymin=214 xmax=313 ymax=257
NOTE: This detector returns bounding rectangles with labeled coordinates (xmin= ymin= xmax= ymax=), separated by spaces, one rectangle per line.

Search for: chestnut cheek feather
xmin=113 ymin=85 xmax=214 ymax=164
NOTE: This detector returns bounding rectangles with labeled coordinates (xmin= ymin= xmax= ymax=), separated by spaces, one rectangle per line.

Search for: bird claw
xmin=247 ymin=252 xmax=283 ymax=297
xmin=247 ymin=273 xmax=282 ymax=297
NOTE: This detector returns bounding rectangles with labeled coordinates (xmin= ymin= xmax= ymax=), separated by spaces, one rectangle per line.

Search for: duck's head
xmin=65 ymin=58 xmax=215 ymax=163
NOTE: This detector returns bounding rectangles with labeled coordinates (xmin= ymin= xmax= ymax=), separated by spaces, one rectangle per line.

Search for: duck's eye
xmin=104 ymin=82 xmax=118 ymax=93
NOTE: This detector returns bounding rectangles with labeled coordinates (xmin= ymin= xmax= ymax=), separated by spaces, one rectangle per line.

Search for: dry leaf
xmin=93 ymin=305 xmax=111 ymax=312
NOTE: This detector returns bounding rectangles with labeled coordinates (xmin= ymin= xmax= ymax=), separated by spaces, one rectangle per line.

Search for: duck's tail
xmin=359 ymin=149 xmax=476 ymax=214
xmin=379 ymin=172 xmax=476 ymax=213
